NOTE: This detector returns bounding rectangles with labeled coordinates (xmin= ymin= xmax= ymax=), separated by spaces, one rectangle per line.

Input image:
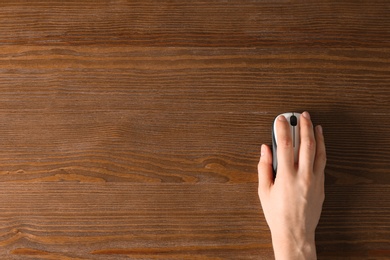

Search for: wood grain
xmin=0 ymin=1 xmax=389 ymax=48
xmin=0 ymin=46 xmax=388 ymax=185
xmin=0 ymin=1 xmax=389 ymax=259
xmin=0 ymin=183 xmax=267 ymax=259
xmin=0 ymin=183 xmax=389 ymax=259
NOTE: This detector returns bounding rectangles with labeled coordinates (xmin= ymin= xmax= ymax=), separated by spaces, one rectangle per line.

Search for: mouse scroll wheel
xmin=290 ymin=115 xmax=297 ymax=126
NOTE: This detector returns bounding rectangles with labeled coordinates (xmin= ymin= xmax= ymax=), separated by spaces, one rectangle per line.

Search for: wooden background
xmin=0 ymin=1 xmax=389 ymax=259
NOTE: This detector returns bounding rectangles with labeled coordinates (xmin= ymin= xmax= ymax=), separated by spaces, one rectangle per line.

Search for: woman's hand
xmin=258 ymin=111 xmax=327 ymax=260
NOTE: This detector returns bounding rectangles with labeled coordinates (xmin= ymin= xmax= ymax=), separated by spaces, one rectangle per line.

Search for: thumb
xmin=257 ymin=144 xmax=274 ymax=196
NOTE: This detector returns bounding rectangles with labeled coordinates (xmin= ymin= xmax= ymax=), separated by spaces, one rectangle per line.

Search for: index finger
xmin=275 ymin=115 xmax=294 ymax=172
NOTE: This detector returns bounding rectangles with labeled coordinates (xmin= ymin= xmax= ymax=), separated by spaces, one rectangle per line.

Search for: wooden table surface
xmin=0 ymin=1 xmax=389 ymax=259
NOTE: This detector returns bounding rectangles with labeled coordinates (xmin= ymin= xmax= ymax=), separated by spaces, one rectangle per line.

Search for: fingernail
xmin=302 ymin=111 xmax=311 ymax=120
xmin=261 ymin=144 xmax=266 ymax=156
xmin=278 ymin=115 xmax=287 ymax=121
xmin=317 ymin=125 xmax=323 ymax=134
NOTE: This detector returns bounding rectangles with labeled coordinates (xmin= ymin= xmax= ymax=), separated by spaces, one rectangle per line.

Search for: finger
xmin=314 ymin=125 xmax=327 ymax=174
xmin=275 ymin=115 xmax=294 ymax=171
xmin=298 ymin=111 xmax=316 ymax=171
xmin=258 ymin=144 xmax=274 ymax=196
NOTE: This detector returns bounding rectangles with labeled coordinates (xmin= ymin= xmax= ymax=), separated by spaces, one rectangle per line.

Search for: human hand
xmin=258 ymin=111 xmax=326 ymax=260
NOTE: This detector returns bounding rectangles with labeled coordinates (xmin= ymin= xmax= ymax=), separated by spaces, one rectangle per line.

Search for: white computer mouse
xmin=272 ymin=112 xmax=301 ymax=174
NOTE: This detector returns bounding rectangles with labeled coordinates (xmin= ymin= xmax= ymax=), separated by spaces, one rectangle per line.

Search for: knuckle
xmin=303 ymin=172 xmax=313 ymax=184
xmin=302 ymin=116 xmax=313 ymax=128
xmin=321 ymin=154 xmax=327 ymax=164
xmin=303 ymin=136 xmax=316 ymax=151
xmin=319 ymin=156 xmax=327 ymax=168
xmin=317 ymin=150 xmax=327 ymax=165
xmin=279 ymin=136 xmax=292 ymax=148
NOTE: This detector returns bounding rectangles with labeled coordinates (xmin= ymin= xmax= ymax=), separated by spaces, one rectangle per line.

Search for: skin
xmin=258 ymin=111 xmax=327 ymax=260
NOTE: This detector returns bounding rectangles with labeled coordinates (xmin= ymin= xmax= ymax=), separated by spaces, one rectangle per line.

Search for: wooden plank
xmin=0 ymin=109 xmax=388 ymax=185
xmin=0 ymin=183 xmax=269 ymax=259
xmin=0 ymin=183 xmax=389 ymax=259
xmin=0 ymin=1 xmax=389 ymax=48
xmin=0 ymin=46 xmax=388 ymax=113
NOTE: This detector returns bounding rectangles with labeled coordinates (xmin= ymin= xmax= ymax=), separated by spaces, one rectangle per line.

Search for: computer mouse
xmin=272 ymin=112 xmax=301 ymax=174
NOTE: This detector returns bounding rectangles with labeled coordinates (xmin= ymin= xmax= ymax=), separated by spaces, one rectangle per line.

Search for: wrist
xmin=271 ymin=230 xmax=317 ymax=260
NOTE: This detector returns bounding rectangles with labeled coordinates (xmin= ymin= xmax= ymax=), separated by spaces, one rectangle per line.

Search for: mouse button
xmin=290 ymin=115 xmax=297 ymax=126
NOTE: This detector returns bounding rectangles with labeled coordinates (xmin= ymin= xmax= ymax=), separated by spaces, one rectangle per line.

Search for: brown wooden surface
xmin=0 ymin=1 xmax=389 ymax=259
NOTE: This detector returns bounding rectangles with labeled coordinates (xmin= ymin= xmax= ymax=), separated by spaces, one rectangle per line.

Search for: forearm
xmin=271 ymin=231 xmax=317 ymax=260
